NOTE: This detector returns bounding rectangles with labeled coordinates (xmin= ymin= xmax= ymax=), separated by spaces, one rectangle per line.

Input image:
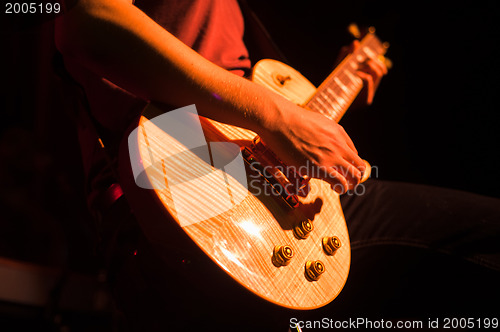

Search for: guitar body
xmin=118 ymin=33 xmax=386 ymax=310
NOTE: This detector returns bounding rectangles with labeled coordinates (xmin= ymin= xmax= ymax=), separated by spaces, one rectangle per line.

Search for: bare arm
xmin=56 ymin=0 xmax=365 ymax=192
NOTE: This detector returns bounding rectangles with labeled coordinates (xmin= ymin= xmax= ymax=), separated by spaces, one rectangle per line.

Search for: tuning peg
xmin=348 ymin=23 xmax=361 ymax=39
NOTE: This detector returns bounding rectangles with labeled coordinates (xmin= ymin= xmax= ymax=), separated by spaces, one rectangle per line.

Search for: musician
xmin=55 ymin=0 xmax=500 ymax=331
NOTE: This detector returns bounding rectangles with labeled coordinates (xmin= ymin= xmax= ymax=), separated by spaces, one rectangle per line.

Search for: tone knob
xmin=293 ymin=219 xmax=313 ymax=239
xmin=322 ymin=236 xmax=341 ymax=255
xmin=305 ymin=260 xmax=325 ymax=281
xmin=272 ymin=245 xmax=294 ymax=267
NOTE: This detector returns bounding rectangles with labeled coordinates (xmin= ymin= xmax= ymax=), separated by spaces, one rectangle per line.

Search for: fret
xmin=305 ymin=32 xmax=387 ymax=123
xmin=317 ymin=95 xmax=338 ymax=120
xmin=307 ymin=100 xmax=321 ymax=112
xmin=323 ymin=88 xmax=343 ymax=114
xmin=325 ymin=87 xmax=339 ymax=99
xmin=333 ymin=77 xmax=349 ymax=94
xmin=362 ymin=46 xmax=376 ymax=59
xmin=315 ymin=103 xmax=335 ymax=120
xmin=325 ymin=87 xmax=347 ymax=111
xmin=315 ymin=96 xmax=330 ymax=110
xmin=321 ymin=110 xmax=335 ymax=121
xmin=324 ymin=87 xmax=345 ymax=108
xmin=345 ymin=70 xmax=362 ymax=86
xmin=311 ymin=101 xmax=329 ymax=116
xmin=339 ymin=72 xmax=359 ymax=97
xmin=305 ymin=92 xmax=337 ymax=121
xmin=336 ymin=94 xmax=347 ymax=108
xmin=321 ymin=90 xmax=337 ymax=108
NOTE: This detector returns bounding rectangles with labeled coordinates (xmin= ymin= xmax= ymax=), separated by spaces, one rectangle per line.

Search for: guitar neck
xmin=306 ymin=33 xmax=387 ymax=123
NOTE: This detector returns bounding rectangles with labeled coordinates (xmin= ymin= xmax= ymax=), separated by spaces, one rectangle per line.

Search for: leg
xmin=343 ymin=180 xmax=500 ymax=270
xmin=298 ymin=180 xmax=500 ymax=327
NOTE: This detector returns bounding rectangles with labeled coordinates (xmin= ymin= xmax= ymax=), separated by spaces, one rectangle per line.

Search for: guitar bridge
xmin=242 ymin=136 xmax=310 ymax=208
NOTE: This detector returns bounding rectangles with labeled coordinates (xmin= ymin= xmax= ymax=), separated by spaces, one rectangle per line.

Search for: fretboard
xmin=306 ymin=33 xmax=387 ymax=123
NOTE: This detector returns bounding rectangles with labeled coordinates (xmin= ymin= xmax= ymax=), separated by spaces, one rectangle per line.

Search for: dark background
xmin=252 ymin=0 xmax=500 ymax=197
xmin=1 ymin=0 xmax=499 ymax=329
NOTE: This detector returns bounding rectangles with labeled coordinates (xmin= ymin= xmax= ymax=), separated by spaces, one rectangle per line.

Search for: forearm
xmin=56 ymin=0 xmax=366 ymax=192
xmin=55 ymin=0 xmax=285 ymax=134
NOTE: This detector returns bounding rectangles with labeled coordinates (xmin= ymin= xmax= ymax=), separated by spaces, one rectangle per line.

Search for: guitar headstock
xmin=348 ymin=23 xmax=392 ymax=69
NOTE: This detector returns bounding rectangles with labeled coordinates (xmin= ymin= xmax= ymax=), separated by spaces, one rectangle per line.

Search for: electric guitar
xmin=118 ymin=29 xmax=389 ymax=310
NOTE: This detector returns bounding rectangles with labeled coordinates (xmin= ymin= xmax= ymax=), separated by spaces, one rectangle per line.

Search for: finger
xmin=342 ymin=151 xmax=366 ymax=185
xmin=361 ymin=59 xmax=387 ymax=99
xmin=327 ymin=156 xmax=363 ymax=192
xmin=367 ymin=60 xmax=385 ymax=82
xmin=336 ymin=124 xmax=358 ymax=154
xmin=367 ymin=60 xmax=385 ymax=90
xmin=351 ymin=40 xmax=360 ymax=52
xmin=314 ymin=163 xmax=348 ymax=194
xmin=344 ymin=151 xmax=365 ymax=173
xmin=369 ymin=57 xmax=388 ymax=75
xmin=356 ymin=71 xmax=374 ymax=104
xmin=339 ymin=163 xmax=363 ymax=189
xmin=360 ymin=60 xmax=384 ymax=87
xmin=377 ymin=56 xmax=389 ymax=75
xmin=360 ymin=58 xmax=386 ymax=80
xmin=323 ymin=167 xmax=349 ymax=194
xmin=332 ymin=125 xmax=363 ymax=172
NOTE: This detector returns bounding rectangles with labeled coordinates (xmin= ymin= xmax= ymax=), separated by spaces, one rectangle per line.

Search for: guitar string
xmin=306 ymin=36 xmax=384 ymax=123
xmin=312 ymin=37 xmax=375 ymax=121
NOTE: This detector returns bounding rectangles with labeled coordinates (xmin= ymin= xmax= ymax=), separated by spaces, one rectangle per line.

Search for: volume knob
xmin=293 ymin=219 xmax=314 ymax=239
xmin=322 ymin=236 xmax=341 ymax=255
xmin=305 ymin=260 xmax=325 ymax=281
xmin=272 ymin=245 xmax=294 ymax=267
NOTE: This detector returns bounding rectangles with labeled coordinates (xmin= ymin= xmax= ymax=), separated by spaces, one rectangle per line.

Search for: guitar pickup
xmin=241 ymin=136 xmax=310 ymax=208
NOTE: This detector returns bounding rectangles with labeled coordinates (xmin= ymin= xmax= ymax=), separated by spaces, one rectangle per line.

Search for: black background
xmin=1 ymin=0 xmax=499 ymax=329
xmin=252 ymin=0 xmax=500 ymax=197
